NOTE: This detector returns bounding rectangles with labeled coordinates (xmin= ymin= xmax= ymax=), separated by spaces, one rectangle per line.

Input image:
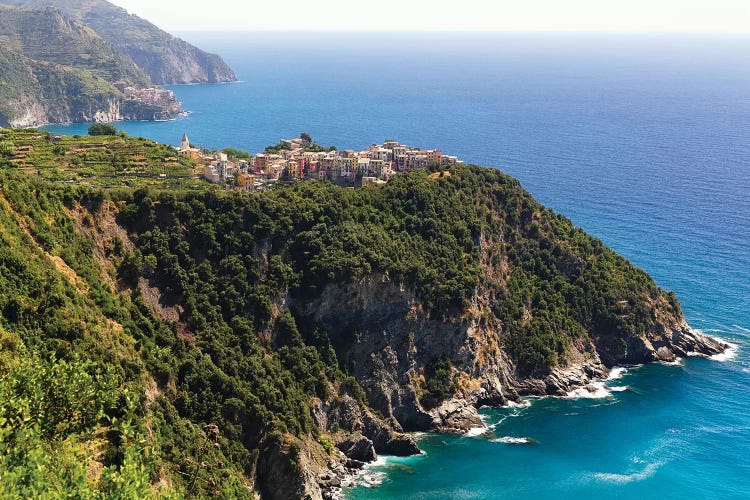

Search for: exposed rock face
xmin=316 ymin=395 xmax=420 ymax=457
xmin=256 ymin=439 xmax=326 ymax=500
xmin=293 ymin=272 xmax=729 ymax=436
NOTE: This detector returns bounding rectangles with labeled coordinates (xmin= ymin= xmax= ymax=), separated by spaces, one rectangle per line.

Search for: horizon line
xmin=173 ymin=28 xmax=750 ymax=36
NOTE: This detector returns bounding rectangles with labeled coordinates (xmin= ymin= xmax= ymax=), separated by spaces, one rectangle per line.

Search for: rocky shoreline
xmin=302 ymin=323 xmax=730 ymax=500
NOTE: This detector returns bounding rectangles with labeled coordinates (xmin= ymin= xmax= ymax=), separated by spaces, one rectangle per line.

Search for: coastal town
xmin=176 ymin=133 xmax=464 ymax=190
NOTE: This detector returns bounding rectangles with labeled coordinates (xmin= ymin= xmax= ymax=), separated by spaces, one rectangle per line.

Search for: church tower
xmin=181 ymin=133 xmax=190 ymax=150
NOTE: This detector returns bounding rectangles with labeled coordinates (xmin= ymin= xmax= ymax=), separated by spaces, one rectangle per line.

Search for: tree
xmin=88 ymin=123 xmax=118 ymax=136
xmin=300 ymin=132 xmax=312 ymax=145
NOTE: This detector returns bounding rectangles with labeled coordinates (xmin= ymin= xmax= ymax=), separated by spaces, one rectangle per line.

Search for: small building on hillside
xmin=177 ymin=133 xmax=203 ymax=160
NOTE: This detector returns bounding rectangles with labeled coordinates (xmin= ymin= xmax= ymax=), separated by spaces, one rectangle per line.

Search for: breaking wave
xmin=607 ymin=366 xmax=628 ymax=380
xmin=465 ymin=426 xmax=488 ymax=437
xmin=564 ymin=381 xmax=612 ymax=399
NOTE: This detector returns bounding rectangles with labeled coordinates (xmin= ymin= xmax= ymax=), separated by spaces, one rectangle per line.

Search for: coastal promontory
xmin=0 ymin=0 xmax=236 ymax=127
xmin=0 ymin=131 xmax=728 ymax=498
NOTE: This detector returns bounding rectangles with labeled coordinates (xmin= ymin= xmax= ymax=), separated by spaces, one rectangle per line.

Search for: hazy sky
xmin=111 ymin=0 xmax=750 ymax=33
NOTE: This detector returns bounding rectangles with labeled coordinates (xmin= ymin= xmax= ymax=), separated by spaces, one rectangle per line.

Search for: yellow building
xmin=236 ymin=173 xmax=255 ymax=191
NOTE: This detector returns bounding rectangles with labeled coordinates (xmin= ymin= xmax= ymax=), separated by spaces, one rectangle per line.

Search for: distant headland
xmin=0 ymin=0 xmax=236 ymax=128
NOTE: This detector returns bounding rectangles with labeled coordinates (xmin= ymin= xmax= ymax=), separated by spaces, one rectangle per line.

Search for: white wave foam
xmin=358 ymin=471 xmax=387 ymax=488
xmin=742 ymin=368 xmax=750 ymax=374
xmin=688 ymin=337 xmax=739 ymax=362
xmin=610 ymin=385 xmax=628 ymax=392
xmin=710 ymin=341 xmax=739 ymax=362
xmin=592 ymin=461 xmax=662 ymax=484
xmin=657 ymin=357 xmax=683 ymax=366
xmin=733 ymin=324 xmax=750 ymax=334
xmin=491 ymin=436 xmax=534 ymax=444
xmin=345 ymin=455 xmax=389 ymax=490
xmin=564 ymin=381 xmax=612 ymax=399
xmin=503 ymin=399 xmax=532 ymax=409
xmin=465 ymin=426 xmax=488 ymax=437
xmin=607 ymin=366 xmax=628 ymax=380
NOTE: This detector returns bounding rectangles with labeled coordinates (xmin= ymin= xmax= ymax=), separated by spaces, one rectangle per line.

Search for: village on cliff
xmin=176 ymin=133 xmax=463 ymax=191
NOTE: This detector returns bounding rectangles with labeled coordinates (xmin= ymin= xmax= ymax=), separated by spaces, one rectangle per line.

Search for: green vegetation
xmin=221 ymin=147 xmax=252 ymax=160
xmin=264 ymin=134 xmax=336 ymax=154
xmin=2 ymin=0 xmax=236 ymax=85
xmin=0 ymin=142 xmax=683 ymax=496
xmin=420 ymin=358 xmax=457 ymax=409
xmin=88 ymin=123 xmax=118 ymax=136
xmin=0 ymin=128 xmax=204 ymax=189
xmin=121 ymin=164 xmax=678 ymax=375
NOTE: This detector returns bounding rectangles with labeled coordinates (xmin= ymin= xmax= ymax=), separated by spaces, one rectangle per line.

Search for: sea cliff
xmin=0 ymin=157 xmax=728 ymax=499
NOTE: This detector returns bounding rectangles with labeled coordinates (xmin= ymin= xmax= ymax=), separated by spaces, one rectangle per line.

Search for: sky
xmin=110 ymin=0 xmax=750 ymax=33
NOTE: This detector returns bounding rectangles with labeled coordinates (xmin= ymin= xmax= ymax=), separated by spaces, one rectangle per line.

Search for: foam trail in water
xmin=504 ymin=399 xmax=532 ymax=409
xmin=687 ymin=335 xmax=739 ymax=362
xmin=592 ymin=462 xmax=662 ymax=484
xmin=491 ymin=436 xmax=534 ymax=444
xmin=657 ymin=357 xmax=683 ymax=366
xmin=711 ymin=340 xmax=739 ymax=362
xmin=346 ymin=455 xmax=389 ymax=490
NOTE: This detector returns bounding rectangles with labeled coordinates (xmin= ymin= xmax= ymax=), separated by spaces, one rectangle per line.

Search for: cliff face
xmin=0 ymin=0 xmax=236 ymax=125
xmin=293 ymin=272 xmax=726 ymax=435
xmin=3 ymin=0 xmax=237 ymax=84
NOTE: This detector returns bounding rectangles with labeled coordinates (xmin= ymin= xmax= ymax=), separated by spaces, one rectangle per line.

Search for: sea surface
xmin=45 ymin=32 xmax=750 ymax=499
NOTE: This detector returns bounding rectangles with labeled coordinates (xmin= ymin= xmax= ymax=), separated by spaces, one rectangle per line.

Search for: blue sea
xmin=45 ymin=32 xmax=750 ymax=499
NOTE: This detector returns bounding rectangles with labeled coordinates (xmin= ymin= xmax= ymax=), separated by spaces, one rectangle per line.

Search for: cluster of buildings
xmin=176 ymin=134 xmax=463 ymax=191
xmin=112 ymin=81 xmax=185 ymax=120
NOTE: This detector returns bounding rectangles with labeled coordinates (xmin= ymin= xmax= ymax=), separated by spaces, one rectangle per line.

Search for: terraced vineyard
xmin=0 ymin=128 xmax=206 ymax=189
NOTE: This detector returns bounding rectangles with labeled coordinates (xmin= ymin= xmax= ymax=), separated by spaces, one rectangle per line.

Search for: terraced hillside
xmin=0 ymin=128 xmax=202 ymax=189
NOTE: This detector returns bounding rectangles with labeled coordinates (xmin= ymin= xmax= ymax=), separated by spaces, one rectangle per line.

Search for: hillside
xmin=0 ymin=4 xmax=150 ymax=86
xmin=0 ymin=128 xmax=202 ymax=189
xmin=0 ymin=5 xmax=184 ymax=127
xmin=0 ymin=147 xmax=727 ymax=498
xmin=2 ymin=0 xmax=237 ymax=85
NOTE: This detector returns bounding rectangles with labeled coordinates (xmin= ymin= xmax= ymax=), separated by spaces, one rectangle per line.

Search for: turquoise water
xmin=45 ymin=33 xmax=750 ymax=499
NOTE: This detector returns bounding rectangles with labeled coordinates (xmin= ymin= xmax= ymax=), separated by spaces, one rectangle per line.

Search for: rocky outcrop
xmin=293 ymin=271 xmax=729 ymax=437
xmin=317 ymin=395 xmax=420 ymax=457
xmin=68 ymin=165 xmax=730 ymax=499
